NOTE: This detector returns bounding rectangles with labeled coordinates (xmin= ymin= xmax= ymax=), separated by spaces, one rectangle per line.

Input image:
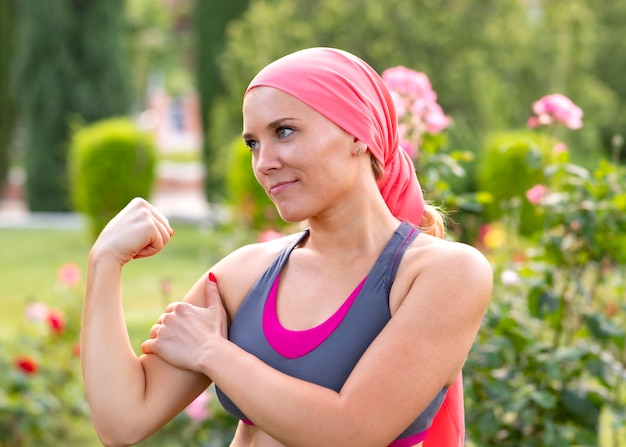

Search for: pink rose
xmin=553 ymin=142 xmax=568 ymax=154
xmin=58 ymin=262 xmax=81 ymax=286
xmin=526 ymin=184 xmax=547 ymax=205
xmin=382 ymin=66 xmax=450 ymax=157
xmin=530 ymin=94 xmax=583 ymax=130
xmin=382 ymin=66 xmax=434 ymax=99
xmin=25 ymin=302 xmax=50 ymax=322
xmin=258 ymin=230 xmax=284 ymax=242
xmin=185 ymin=391 xmax=211 ymax=422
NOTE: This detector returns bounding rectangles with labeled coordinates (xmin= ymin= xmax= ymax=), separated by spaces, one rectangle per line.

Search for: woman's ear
xmin=353 ymin=138 xmax=368 ymax=156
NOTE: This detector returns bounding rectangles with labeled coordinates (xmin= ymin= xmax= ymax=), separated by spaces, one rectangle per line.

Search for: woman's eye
xmin=276 ymin=126 xmax=294 ymax=139
xmin=245 ymin=140 xmax=259 ymax=151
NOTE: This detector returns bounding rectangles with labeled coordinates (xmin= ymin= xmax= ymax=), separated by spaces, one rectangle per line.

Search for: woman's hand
xmin=91 ymin=198 xmax=174 ymax=266
xmin=141 ymin=274 xmax=229 ymax=373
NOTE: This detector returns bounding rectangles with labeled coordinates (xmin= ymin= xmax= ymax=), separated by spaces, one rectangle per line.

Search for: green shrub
xmin=225 ymin=137 xmax=285 ymax=230
xmin=69 ymin=118 xmax=156 ymax=239
xmin=476 ymin=130 xmax=556 ymax=235
xmin=465 ymin=158 xmax=626 ymax=447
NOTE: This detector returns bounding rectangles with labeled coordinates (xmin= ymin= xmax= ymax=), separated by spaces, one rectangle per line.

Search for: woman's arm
xmin=145 ymin=240 xmax=493 ymax=447
xmin=81 ymin=199 xmax=211 ymax=447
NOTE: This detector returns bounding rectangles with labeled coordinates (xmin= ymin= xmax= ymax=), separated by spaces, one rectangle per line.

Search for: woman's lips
xmin=269 ymin=180 xmax=297 ymax=195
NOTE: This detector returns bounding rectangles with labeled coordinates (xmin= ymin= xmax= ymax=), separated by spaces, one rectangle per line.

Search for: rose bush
xmin=0 ymin=263 xmax=88 ymax=447
xmin=382 ymin=66 xmax=481 ymax=241
xmin=463 ymin=96 xmax=626 ymax=446
xmin=384 ymin=76 xmax=626 ymax=445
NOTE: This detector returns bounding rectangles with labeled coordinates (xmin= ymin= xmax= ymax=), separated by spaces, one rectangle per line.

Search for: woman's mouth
xmin=269 ymin=180 xmax=297 ymax=195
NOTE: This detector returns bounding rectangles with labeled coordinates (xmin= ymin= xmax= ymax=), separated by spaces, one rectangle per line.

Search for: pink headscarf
xmin=245 ymin=47 xmax=425 ymax=226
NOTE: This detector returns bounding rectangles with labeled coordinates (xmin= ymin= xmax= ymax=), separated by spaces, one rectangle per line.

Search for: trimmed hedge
xmin=69 ymin=118 xmax=156 ymax=239
xmin=476 ymin=130 xmax=557 ymax=235
xmin=225 ymin=137 xmax=285 ymax=230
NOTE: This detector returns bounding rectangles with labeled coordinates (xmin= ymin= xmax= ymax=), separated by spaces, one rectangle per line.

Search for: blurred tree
xmin=207 ymin=0 xmax=623 ymax=194
xmin=584 ymin=0 xmax=626 ymax=160
xmin=13 ymin=0 xmax=131 ymax=211
xmin=193 ymin=0 xmax=250 ymax=200
xmin=0 ymin=0 xmax=16 ymax=191
xmin=127 ymin=0 xmax=194 ymax=105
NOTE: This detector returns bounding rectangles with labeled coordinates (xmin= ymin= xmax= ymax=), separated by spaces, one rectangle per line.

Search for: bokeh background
xmin=1 ymin=1 xmax=625 ymax=446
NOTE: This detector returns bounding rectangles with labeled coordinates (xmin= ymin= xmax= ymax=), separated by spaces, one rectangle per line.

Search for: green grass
xmin=0 ymin=222 xmax=250 ymax=446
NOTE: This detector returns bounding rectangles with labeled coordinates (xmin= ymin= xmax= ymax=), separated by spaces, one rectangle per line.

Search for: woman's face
xmin=242 ymin=87 xmax=365 ymax=223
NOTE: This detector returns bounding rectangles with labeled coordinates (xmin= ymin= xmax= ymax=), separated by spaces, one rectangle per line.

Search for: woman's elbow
xmin=92 ymin=419 xmax=154 ymax=447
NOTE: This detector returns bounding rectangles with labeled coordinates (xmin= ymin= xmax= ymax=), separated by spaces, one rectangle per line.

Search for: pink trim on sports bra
xmin=263 ymin=274 xmax=367 ymax=359
xmin=388 ymin=429 xmax=428 ymax=446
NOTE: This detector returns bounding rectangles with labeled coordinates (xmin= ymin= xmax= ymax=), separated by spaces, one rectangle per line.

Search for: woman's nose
xmin=254 ymin=141 xmax=282 ymax=174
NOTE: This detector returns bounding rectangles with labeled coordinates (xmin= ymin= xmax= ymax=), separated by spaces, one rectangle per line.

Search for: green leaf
xmin=529 ymin=389 xmax=557 ymax=409
xmin=585 ymin=313 xmax=625 ymax=341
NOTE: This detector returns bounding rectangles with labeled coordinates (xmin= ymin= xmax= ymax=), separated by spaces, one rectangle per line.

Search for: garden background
xmin=1 ymin=0 xmax=625 ymax=446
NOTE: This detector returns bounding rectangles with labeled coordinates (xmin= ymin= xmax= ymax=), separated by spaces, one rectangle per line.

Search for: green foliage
xmin=127 ymin=0 xmax=193 ymax=99
xmin=465 ymin=157 xmax=626 ymax=446
xmin=12 ymin=0 xmax=131 ymax=211
xmin=69 ymin=118 xmax=156 ymax=239
xmin=0 ymin=0 xmax=16 ymax=189
xmin=206 ymin=0 xmax=621 ymax=193
xmin=476 ymin=130 xmax=557 ymax=235
xmin=193 ymin=0 xmax=250 ymax=200
xmin=225 ymin=138 xmax=284 ymax=230
xmin=0 ymin=264 xmax=89 ymax=447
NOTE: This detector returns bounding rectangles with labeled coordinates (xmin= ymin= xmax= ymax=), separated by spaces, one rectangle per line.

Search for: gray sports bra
xmin=216 ymin=222 xmax=446 ymax=445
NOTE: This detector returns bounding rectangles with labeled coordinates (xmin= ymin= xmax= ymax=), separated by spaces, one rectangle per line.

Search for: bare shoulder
xmin=211 ymin=232 xmax=305 ymax=317
xmin=409 ymin=233 xmax=491 ymax=278
xmin=391 ymin=233 xmax=493 ymax=314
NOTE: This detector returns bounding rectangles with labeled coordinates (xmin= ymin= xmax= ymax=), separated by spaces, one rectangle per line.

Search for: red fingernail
xmin=208 ymin=272 xmax=217 ymax=283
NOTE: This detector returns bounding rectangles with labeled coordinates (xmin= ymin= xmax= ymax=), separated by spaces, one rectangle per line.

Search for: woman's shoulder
xmin=405 ymin=233 xmax=493 ymax=292
xmin=413 ymin=233 xmax=490 ymax=268
xmin=211 ymin=230 xmax=306 ymax=315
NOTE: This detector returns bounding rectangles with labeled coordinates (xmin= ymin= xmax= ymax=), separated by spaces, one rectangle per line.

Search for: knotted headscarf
xmin=245 ymin=47 xmax=425 ymax=226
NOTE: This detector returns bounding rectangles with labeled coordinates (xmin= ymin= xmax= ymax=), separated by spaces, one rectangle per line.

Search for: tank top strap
xmin=378 ymin=221 xmax=420 ymax=296
xmin=258 ymin=228 xmax=310 ymax=283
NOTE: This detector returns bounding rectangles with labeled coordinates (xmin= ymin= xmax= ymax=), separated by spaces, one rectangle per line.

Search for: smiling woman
xmin=81 ymin=47 xmax=492 ymax=447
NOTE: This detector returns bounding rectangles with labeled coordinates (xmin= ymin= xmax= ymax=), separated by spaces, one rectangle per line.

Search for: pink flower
xmin=185 ymin=390 xmax=211 ymax=422
xmin=58 ymin=263 xmax=81 ymax=286
xmin=15 ymin=355 xmax=38 ymax=375
xmin=382 ymin=66 xmax=435 ymax=99
xmin=527 ymin=116 xmax=540 ymax=129
xmin=160 ymin=277 xmax=172 ymax=295
xmin=530 ymin=94 xmax=583 ymax=129
xmin=526 ymin=184 xmax=547 ymax=205
xmin=553 ymin=142 xmax=568 ymax=154
xmin=382 ymin=66 xmax=450 ymax=156
xmin=25 ymin=302 xmax=50 ymax=322
xmin=258 ymin=230 xmax=284 ymax=242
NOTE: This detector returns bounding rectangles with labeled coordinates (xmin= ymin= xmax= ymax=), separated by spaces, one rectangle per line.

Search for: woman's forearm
xmin=201 ymin=340 xmax=382 ymax=447
xmin=81 ymin=253 xmax=149 ymax=445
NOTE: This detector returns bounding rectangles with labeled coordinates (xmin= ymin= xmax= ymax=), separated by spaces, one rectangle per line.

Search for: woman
xmin=81 ymin=47 xmax=492 ymax=447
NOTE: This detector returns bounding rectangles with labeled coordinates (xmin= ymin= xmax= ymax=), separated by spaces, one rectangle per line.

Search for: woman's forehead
xmin=243 ymin=87 xmax=317 ymax=124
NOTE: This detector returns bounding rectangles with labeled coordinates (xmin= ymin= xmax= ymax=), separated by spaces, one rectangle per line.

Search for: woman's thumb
xmin=204 ymin=272 xmax=218 ymax=308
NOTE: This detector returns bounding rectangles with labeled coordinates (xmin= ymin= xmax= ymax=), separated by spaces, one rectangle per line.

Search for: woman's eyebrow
xmin=242 ymin=117 xmax=298 ymax=140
